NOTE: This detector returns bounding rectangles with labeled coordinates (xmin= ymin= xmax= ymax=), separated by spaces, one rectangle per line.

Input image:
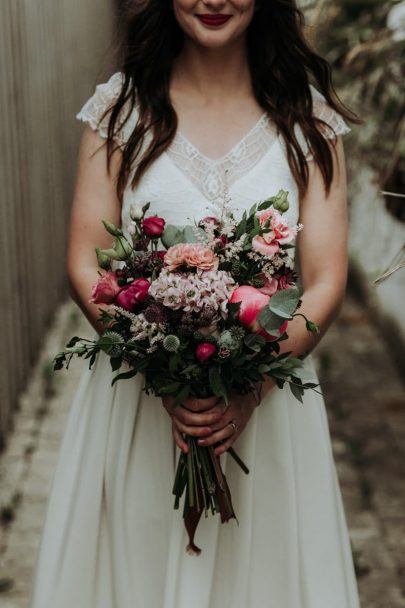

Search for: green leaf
xmin=161 ymin=224 xmax=184 ymax=248
xmin=110 ymin=357 xmax=122 ymax=372
xmin=209 ymin=366 xmax=228 ymax=403
xmin=290 ymin=382 xmax=304 ymax=403
xmin=244 ymin=333 xmax=266 ymax=352
xmin=88 ymin=351 xmax=98 ymax=370
xmin=159 ymin=382 xmax=181 ymax=394
xmin=66 ymin=336 xmax=81 ymax=348
xmin=174 ymin=384 xmax=190 ymax=407
xmin=268 ymin=287 xmax=300 ymax=319
xmin=257 ymin=307 xmax=285 ymax=336
xmin=182 ymin=225 xmax=205 ymax=243
xmin=111 ymin=367 xmax=138 ymax=386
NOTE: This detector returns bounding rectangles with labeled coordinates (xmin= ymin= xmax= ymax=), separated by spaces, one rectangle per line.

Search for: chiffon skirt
xmin=28 ymin=352 xmax=360 ymax=608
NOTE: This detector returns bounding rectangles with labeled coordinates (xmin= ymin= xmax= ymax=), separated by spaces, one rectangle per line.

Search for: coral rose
xmin=115 ymin=278 xmax=151 ymax=311
xmin=164 ymin=243 xmax=219 ymax=272
xmin=91 ymin=272 xmax=121 ymax=305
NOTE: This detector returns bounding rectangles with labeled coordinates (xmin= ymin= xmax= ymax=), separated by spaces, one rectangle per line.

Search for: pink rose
xmin=229 ymin=285 xmax=288 ymax=342
xmin=195 ymin=342 xmax=217 ymax=364
xmin=198 ymin=216 xmax=220 ymax=227
xmin=142 ymin=216 xmax=166 ymax=238
xmin=164 ymin=243 xmax=219 ymax=272
xmin=116 ymin=278 xmax=151 ymax=311
xmin=252 ymin=235 xmax=280 ymax=256
xmin=258 ymin=276 xmax=278 ymax=296
xmin=252 ymin=208 xmax=297 ymax=257
xmin=91 ymin=272 xmax=121 ymax=304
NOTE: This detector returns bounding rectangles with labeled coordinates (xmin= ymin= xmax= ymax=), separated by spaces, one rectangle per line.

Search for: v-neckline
xmin=174 ymin=112 xmax=269 ymax=164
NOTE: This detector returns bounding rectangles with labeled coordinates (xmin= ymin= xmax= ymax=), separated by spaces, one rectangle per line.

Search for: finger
xmin=196 ymin=421 xmax=238 ymax=447
xmin=214 ymin=433 xmax=240 ymax=456
xmin=172 ymin=406 xmax=222 ymax=427
xmin=173 ymin=417 xmax=214 ymax=438
xmin=183 ymin=396 xmax=218 ymax=412
xmin=172 ymin=424 xmax=188 ymax=454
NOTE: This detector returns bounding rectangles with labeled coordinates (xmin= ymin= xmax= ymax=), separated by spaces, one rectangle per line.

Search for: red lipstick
xmin=196 ymin=14 xmax=232 ymax=27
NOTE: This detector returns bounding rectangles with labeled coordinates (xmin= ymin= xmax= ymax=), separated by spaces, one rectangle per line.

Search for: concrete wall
xmin=0 ymin=0 xmax=114 ymax=448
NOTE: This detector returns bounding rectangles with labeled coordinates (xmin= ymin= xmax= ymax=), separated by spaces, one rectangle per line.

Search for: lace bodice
xmin=76 ymin=72 xmax=350 ymax=235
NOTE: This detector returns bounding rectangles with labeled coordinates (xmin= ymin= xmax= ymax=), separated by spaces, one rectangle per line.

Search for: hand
xmin=162 ymin=395 xmax=227 ymax=454
xmin=196 ymin=392 xmax=258 ymax=456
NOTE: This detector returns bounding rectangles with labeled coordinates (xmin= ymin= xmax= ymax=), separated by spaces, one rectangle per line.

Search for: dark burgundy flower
xmin=115 ymin=278 xmax=151 ymax=311
xmin=142 ymin=216 xmax=166 ymax=238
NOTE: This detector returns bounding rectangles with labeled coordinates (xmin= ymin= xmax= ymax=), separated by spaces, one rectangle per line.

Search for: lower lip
xmin=197 ymin=15 xmax=232 ymax=27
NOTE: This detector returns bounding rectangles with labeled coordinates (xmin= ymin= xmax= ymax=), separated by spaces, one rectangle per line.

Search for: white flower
xmin=129 ymin=203 xmax=144 ymax=221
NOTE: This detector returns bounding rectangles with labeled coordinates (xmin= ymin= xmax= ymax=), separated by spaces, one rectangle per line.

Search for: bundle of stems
xmin=172 ymin=435 xmax=249 ymax=555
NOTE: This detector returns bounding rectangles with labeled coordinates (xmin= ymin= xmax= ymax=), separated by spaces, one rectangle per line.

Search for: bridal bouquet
xmin=54 ymin=190 xmax=318 ymax=553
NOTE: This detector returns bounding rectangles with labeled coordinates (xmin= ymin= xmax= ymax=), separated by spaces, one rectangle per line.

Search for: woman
xmin=29 ymin=1 xmax=360 ymax=606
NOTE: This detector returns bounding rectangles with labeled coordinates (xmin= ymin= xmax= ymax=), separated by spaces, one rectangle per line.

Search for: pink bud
xmin=195 ymin=342 xmax=217 ymax=364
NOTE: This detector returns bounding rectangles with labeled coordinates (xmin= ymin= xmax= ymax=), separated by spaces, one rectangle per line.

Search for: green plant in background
xmin=309 ymin=0 xmax=404 ymax=198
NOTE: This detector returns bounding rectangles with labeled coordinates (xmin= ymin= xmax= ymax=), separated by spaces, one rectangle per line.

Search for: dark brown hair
xmin=104 ymin=0 xmax=357 ymax=200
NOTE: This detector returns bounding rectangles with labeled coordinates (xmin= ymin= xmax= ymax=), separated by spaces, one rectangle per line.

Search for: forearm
xmin=280 ymin=282 xmax=344 ymax=358
xmin=261 ymin=282 xmax=345 ymax=396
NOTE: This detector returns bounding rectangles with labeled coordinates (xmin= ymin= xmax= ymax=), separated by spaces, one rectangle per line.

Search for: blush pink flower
xmin=91 ymin=272 xmax=121 ymax=304
xmin=258 ymin=276 xmax=278 ymax=296
xmin=229 ymin=285 xmax=288 ymax=342
xmin=164 ymin=243 xmax=219 ymax=272
xmin=252 ymin=208 xmax=297 ymax=257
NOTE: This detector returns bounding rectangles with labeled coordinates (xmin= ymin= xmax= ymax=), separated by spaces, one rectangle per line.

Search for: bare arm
xmin=260 ymin=136 xmax=348 ymax=392
xmin=67 ymin=126 xmax=122 ymax=335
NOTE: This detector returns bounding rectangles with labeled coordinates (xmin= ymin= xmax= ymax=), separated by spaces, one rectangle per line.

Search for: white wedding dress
xmin=29 ymin=73 xmax=360 ymax=608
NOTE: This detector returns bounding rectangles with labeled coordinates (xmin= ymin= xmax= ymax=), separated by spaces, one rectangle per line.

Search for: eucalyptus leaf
xmin=161 ymin=224 xmax=184 ymax=248
xmin=257 ymin=307 xmax=285 ymax=335
xmin=268 ymin=287 xmax=300 ymax=319
xmin=183 ymin=225 xmax=205 ymax=243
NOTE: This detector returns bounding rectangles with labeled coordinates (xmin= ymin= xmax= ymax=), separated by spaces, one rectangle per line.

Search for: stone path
xmin=0 ymin=296 xmax=404 ymax=607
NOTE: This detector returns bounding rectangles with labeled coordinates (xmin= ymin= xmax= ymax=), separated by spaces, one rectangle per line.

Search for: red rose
xmin=115 ymin=278 xmax=151 ymax=311
xmin=91 ymin=272 xmax=121 ymax=304
xmin=142 ymin=216 xmax=166 ymax=238
xmin=195 ymin=342 xmax=217 ymax=364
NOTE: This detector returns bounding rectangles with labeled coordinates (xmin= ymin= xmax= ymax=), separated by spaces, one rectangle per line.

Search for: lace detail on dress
xmin=76 ymin=72 xmax=133 ymax=148
xmin=165 ymin=115 xmax=277 ymax=201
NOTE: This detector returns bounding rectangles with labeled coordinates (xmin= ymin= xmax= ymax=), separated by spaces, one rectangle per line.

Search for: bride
xmin=29 ymin=1 xmax=361 ymax=606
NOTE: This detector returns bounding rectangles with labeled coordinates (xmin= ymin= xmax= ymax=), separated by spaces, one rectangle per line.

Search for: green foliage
xmin=313 ymin=0 xmax=404 ymax=183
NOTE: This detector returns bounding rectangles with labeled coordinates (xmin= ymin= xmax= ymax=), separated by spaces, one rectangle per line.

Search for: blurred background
xmin=0 ymin=0 xmax=404 ymax=606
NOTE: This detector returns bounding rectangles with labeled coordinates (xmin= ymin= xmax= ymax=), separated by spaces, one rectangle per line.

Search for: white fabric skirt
xmin=28 ymin=352 xmax=360 ymax=608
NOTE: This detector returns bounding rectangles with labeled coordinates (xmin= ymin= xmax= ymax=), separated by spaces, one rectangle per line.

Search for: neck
xmin=172 ymin=37 xmax=252 ymax=101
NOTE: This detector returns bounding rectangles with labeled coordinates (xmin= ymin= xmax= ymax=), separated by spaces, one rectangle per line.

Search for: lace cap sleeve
xmin=76 ymin=72 xmax=135 ymax=148
xmin=296 ymin=85 xmax=351 ymax=160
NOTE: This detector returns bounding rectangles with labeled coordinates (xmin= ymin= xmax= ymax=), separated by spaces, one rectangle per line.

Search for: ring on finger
xmin=228 ymin=419 xmax=238 ymax=435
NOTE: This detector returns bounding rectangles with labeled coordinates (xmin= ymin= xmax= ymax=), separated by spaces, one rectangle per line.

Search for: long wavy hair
xmin=104 ymin=0 xmax=357 ymax=201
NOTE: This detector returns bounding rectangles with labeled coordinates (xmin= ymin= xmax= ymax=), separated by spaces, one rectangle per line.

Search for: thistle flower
xmin=163 ymin=335 xmax=180 ymax=352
